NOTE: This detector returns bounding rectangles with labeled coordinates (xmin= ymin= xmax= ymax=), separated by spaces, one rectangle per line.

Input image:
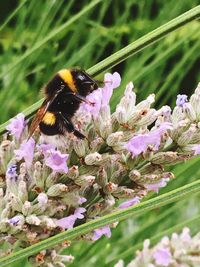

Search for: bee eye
xmin=78 ymin=74 xmax=86 ymax=81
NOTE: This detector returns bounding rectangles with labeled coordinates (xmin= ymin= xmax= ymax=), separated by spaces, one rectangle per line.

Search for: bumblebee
xmin=28 ymin=68 xmax=99 ymax=139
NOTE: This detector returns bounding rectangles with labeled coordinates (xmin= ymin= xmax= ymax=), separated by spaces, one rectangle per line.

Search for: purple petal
xmin=56 ymin=215 xmax=76 ymax=229
xmin=56 ymin=208 xmax=86 ymax=229
xmin=118 ymin=197 xmax=140 ymax=209
xmin=125 ymin=122 xmax=172 ymax=157
xmin=45 ymin=149 xmax=69 ymax=174
xmin=176 ymin=94 xmax=188 ymax=107
xmin=93 ymin=225 xmax=111 ymax=241
xmin=14 ymin=138 xmax=35 ymax=168
xmin=153 ymin=247 xmax=172 ymax=266
xmin=6 ymin=113 xmax=25 ymax=139
xmin=146 ymin=179 xmax=169 ymax=193
xmin=37 ymin=143 xmax=55 ymax=154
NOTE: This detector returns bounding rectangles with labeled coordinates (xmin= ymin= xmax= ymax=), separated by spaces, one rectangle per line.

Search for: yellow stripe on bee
xmin=58 ymin=69 xmax=77 ymax=93
xmin=42 ymin=112 xmax=56 ymax=125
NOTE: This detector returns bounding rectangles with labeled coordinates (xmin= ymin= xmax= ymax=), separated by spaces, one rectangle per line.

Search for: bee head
xmin=72 ymin=69 xmax=99 ymax=96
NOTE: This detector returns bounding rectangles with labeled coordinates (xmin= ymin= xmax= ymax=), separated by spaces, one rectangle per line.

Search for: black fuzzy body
xmin=38 ymin=69 xmax=98 ymax=137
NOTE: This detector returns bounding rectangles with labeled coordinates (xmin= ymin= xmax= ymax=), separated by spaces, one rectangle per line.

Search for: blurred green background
xmin=0 ymin=0 xmax=200 ymax=266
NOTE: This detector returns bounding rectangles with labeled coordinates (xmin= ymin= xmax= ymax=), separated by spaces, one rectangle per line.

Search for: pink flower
xmin=14 ymin=138 xmax=35 ymax=168
xmin=44 ymin=149 xmax=69 ymax=174
xmin=56 ymin=208 xmax=86 ymax=229
xmin=118 ymin=196 xmax=140 ymax=209
xmin=93 ymin=225 xmax=111 ymax=241
xmin=153 ymin=247 xmax=172 ymax=266
xmin=6 ymin=113 xmax=25 ymax=139
xmin=125 ymin=122 xmax=172 ymax=157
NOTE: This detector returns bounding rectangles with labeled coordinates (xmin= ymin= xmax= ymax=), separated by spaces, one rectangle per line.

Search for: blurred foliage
xmin=0 ymin=0 xmax=200 ymax=266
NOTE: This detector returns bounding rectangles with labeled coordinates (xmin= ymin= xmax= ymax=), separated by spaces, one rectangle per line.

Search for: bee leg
xmin=58 ymin=112 xmax=85 ymax=139
xmin=69 ymin=93 xmax=95 ymax=106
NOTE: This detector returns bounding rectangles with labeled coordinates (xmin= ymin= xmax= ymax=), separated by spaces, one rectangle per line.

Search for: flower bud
xmin=177 ymin=124 xmax=197 ymax=146
xmin=18 ymin=180 xmax=28 ymax=202
xmin=129 ymin=169 xmax=141 ymax=182
xmin=137 ymin=109 xmax=157 ymax=127
xmin=89 ymin=137 xmax=104 ymax=153
xmin=67 ymin=165 xmax=79 ymax=180
xmin=136 ymin=94 xmax=155 ymax=110
xmin=47 ymin=184 xmax=68 ymax=197
xmin=85 ymin=152 xmax=102 ymax=165
xmin=103 ymin=182 xmax=118 ymax=194
xmin=26 ymin=215 xmax=41 ymax=226
xmin=107 ymin=132 xmax=123 ymax=147
xmin=8 ymin=193 xmax=23 ymax=212
xmin=33 ymin=161 xmax=45 ymax=189
xmin=73 ymin=139 xmax=87 ymax=157
xmin=96 ymin=167 xmax=108 ymax=187
xmin=45 ymin=172 xmax=59 ymax=188
xmin=183 ymin=102 xmax=196 ymax=121
xmin=22 ymin=201 xmax=33 ymax=216
xmin=75 ymin=175 xmax=95 ymax=187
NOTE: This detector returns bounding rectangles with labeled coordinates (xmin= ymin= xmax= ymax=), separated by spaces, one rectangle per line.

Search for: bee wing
xmin=28 ymin=99 xmax=50 ymax=139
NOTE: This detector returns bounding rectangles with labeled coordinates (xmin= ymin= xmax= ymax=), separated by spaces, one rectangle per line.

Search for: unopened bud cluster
xmin=0 ymin=72 xmax=200 ymax=266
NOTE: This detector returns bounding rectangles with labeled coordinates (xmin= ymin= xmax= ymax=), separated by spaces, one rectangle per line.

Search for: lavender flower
xmin=118 ymin=197 xmax=140 ymax=209
xmin=125 ymin=122 xmax=172 ymax=157
xmin=6 ymin=113 xmax=25 ymax=140
xmin=14 ymin=138 xmax=35 ymax=168
xmin=56 ymin=208 xmax=86 ymax=229
xmin=44 ymin=149 xmax=69 ymax=174
xmin=176 ymin=94 xmax=188 ymax=107
xmin=93 ymin=225 xmax=112 ymax=241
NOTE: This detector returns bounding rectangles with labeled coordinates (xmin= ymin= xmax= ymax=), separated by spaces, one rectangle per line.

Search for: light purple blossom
xmin=93 ymin=225 xmax=111 ymax=241
xmin=176 ymin=94 xmax=188 ymax=107
xmin=6 ymin=113 xmax=25 ymax=139
xmin=14 ymin=138 xmax=35 ymax=168
xmin=81 ymin=72 xmax=121 ymax=118
xmin=102 ymin=72 xmax=121 ymax=106
xmin=80 ymin=88 xmax=102 ymax=118
xmin=125 ymin=122 xmax=172 ymax=157
xmin=56 ymin=208 xmax=86 ymax=229
xmin=8 ymin=216 xmax=20 ymax=226
xmin=153 ymin=247 xmax=172 ymax=266
xmin=145 ymin=178 xmax=169 ymax=193
xmin=44 ymin=149 xmax=69 ymax=174
xmin=37 ymin=143 xmax=55 ymax=154
xmin=78 ymin=197 xmax=87 ymax=204
xmin=118 ymin=196 xmax=140 ymax=209
xmin=6 ymin=165 xmax=17 ymax=178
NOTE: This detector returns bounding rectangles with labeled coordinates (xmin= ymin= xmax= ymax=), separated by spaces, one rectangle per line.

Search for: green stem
xmin=0 ymin=6 xmax=199 ymax=135
xmin=0 ymin=179 xmax=200 ymax=267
